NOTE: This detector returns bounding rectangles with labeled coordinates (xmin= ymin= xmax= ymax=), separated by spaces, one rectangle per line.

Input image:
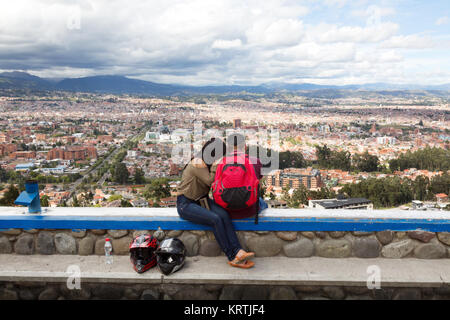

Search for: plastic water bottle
xmin=104 ymin=238 xmax=113 ymax=264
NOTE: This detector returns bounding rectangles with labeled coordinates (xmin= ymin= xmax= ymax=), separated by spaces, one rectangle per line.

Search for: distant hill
xmin=57 ymin=75 xmax=272 ymax=95
xmin=0 ymin=71 xmax=54 ymax=90
xmin=261 ymin=82 xmax=360 ymax=91
xmin=262 ymin=81 xmax=450 ymax=91
xmin=0 ymin=71 xmax=449 ymax=95
xmin=56 ymin=75 xmax=183 ymax=95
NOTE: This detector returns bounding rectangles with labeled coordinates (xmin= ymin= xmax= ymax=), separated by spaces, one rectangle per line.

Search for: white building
xmin=145 ymin=131 xmax=159 ymax=142
xmin=377 ymin=136 xmax=396 ymax=145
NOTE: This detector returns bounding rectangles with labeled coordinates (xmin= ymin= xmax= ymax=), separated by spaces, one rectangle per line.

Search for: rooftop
xmin=310 ymin=198 xmax=372 ymax=209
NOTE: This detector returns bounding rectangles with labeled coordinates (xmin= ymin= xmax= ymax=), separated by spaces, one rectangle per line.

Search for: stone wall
xmin=1 ymin=282 xmax=450 ymax=300
xmin=1 ymin=228 xmax=450 ymax=259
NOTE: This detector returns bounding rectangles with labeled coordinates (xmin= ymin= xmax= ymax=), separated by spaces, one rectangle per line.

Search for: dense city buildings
xmin=0 ymin=91 xmax=448 ymax=209
xmin=47 ymin=146 xmax=97 ymax=161
xmin=267 ymin=168 xmax=323 ymax=190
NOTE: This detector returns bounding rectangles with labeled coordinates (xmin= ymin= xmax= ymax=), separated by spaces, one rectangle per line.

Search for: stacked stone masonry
xmin=1 ymin=282 xmax=449 ymax=300
xmin=1 ymin=229 xmax=449 ymax=259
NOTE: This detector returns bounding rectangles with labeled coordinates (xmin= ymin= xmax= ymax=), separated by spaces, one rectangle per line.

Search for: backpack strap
xmin=255 ymin=186 xmax=260 ymax=225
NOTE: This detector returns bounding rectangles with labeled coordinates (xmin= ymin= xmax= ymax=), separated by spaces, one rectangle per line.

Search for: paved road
xmin=66 ymin=146 xmax=118 ymax=198
xmin=67 ymin=126 xmax=148 ymax=199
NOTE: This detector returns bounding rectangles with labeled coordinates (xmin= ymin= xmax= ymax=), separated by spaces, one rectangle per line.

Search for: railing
xmin=1 ymin=206 xmax=450 ymax=232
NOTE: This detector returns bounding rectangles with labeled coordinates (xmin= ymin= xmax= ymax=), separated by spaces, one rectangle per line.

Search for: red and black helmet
xmin=129 ymin=234 xmax=159 ymax=273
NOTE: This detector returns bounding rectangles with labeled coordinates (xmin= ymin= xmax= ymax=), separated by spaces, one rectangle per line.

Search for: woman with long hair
xmin=176 ymin=137 xmax=255 ymax=268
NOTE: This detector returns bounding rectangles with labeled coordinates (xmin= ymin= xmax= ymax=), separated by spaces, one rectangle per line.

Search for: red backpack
xmin=212 ymin=152 xmax=260 ymax=223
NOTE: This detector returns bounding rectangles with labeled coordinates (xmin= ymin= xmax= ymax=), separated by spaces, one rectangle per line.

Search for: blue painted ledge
xmin=0 ymin=207 xmax=450 ymax=232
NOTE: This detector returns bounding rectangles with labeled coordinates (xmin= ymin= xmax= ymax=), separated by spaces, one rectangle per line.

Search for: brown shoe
xmin=228 ymin=259 xmax=255 ymax=269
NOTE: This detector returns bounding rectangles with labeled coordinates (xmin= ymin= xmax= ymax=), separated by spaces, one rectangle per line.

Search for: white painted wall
xmin=0 ymin=206 xmax=449 ymax=220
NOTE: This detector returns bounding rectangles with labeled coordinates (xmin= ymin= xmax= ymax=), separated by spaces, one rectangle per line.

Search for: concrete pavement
xmin=0 ymin=254 xmax=449 ymax=288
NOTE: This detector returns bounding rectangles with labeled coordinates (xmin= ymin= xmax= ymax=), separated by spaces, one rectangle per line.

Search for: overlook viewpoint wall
xmin=1 ymin=207 xmax=450 ymax=259
xmin=1 ymin=207 xmax=450 ymax=300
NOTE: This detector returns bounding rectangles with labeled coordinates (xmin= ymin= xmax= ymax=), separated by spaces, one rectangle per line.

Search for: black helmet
xmin=155 ymin=238 xmax=186 ymax=275
xmin=129 ymin=234 xmax=159 ymax=273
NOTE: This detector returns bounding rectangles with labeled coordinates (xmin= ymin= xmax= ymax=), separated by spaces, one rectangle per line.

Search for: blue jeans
xmin=259 ymin=197 xmax=268 ymax=212
xmin=176 ymin=195 xmax=242 ymax=261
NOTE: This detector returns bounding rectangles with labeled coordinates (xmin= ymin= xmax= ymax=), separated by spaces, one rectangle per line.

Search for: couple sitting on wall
xmin=176 ymin=133 xmax=268 ymax=269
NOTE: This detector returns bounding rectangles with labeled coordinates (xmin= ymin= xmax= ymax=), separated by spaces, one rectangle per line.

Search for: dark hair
xmin=181 ymin=138 xmax=226 ymax=172
xmin=226 ymin=133 xmax=245 ymax=151
xmin=199 ymin=138 xmax=226 ymax=170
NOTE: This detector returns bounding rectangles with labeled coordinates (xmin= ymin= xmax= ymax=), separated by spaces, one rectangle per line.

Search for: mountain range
xmin=0 ymin=71 xmax=449 ymax=95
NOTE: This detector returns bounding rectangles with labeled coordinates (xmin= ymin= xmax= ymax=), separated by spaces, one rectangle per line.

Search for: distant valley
xmin=0 ymin=71 xmax=449 ymax=97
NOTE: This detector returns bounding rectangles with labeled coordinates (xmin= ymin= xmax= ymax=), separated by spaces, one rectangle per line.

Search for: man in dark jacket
xmin=212 ymin=133 xmax=268 ymax=219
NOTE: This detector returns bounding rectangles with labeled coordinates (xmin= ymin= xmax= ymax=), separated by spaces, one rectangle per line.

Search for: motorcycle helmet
xmin=155 ymin=238 xmax=186 ymax=275
xmin=129 ymin=234 xmax=159 ymax=273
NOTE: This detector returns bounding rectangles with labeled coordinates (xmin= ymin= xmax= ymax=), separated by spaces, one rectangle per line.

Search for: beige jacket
xmin=176 ymin=158 xmax=215 ymax=201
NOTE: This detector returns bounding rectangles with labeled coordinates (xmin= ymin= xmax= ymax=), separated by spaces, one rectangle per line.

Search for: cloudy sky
xmin=0 ymin=0 xmax=449 ymax=85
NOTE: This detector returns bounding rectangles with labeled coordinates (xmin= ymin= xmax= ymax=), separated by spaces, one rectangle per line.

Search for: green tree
xmin=430 ymin=173 xmax=450 ymax=196
xmin=332 ymin=150 xmax=352 ymax=171
xmin=0 ymin=167 xmax=7 ymax=183
xmin=143 ymin=178 xmax=171 ymax=201
xmin=410 ymin=175 xmax=430 ymax=201
xmin=120 ymin=199 xmax=133 ymax=207
xmin=316 ymin=145 xmax=351 ymax=171
xmin=40 ymin=195 xmax=50 ymax=207
xmin=316 ymin=144 xmax=332 ymax=168
xmin=113 ymin=162 xmax=129 ymax=184
xmin=308 ymin=187 xmax=336 ymax=200
xmin=0 ymin=184 xmax=20 ymax=206
xmin=282 ymin=185 xmax=308 ymax=208
xmin=72 ymin=195 xmax=79 ymax=207
xmin=7 ymin=170 xmax=25 ymax=186
xmin=352 ymin=151 xmax=380 ymax=172
xmin=278 ymin=150 xmax=307 ymax=169
xmin=107 ymin=194 xmax=123 ymax=202
xmin=133 ymin=167 xmax=145 ymax=184
xmin=389 ymin=147 xmax=450 ymax=172
xmin=342 ymin=177 xmax=413 ymax=208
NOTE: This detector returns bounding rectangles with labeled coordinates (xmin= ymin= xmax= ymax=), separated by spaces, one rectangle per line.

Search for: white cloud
xmin=246 ymin=19 xmax=304 ymax=47
xmin=279 ymin=42 xmax=356 ymax=63
xmin=352 ymin=5 xmax=396 ymax=21
xmin=0 ymin=0 xmax=447 ymax=85
xmin=312 ymin=22 xmax=399 ymax=43
xmin=376 ymin=50 xmax=403 ymax=63
xmin=435 ymin=16 xmax=449 ymax=26
xmin=380 ymin=34 xmax=435 ymax=49
xmin=324 ymin=0 xmax=348 ymax=8
xmin=211 ymin=39 xmax=242 ymax=49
